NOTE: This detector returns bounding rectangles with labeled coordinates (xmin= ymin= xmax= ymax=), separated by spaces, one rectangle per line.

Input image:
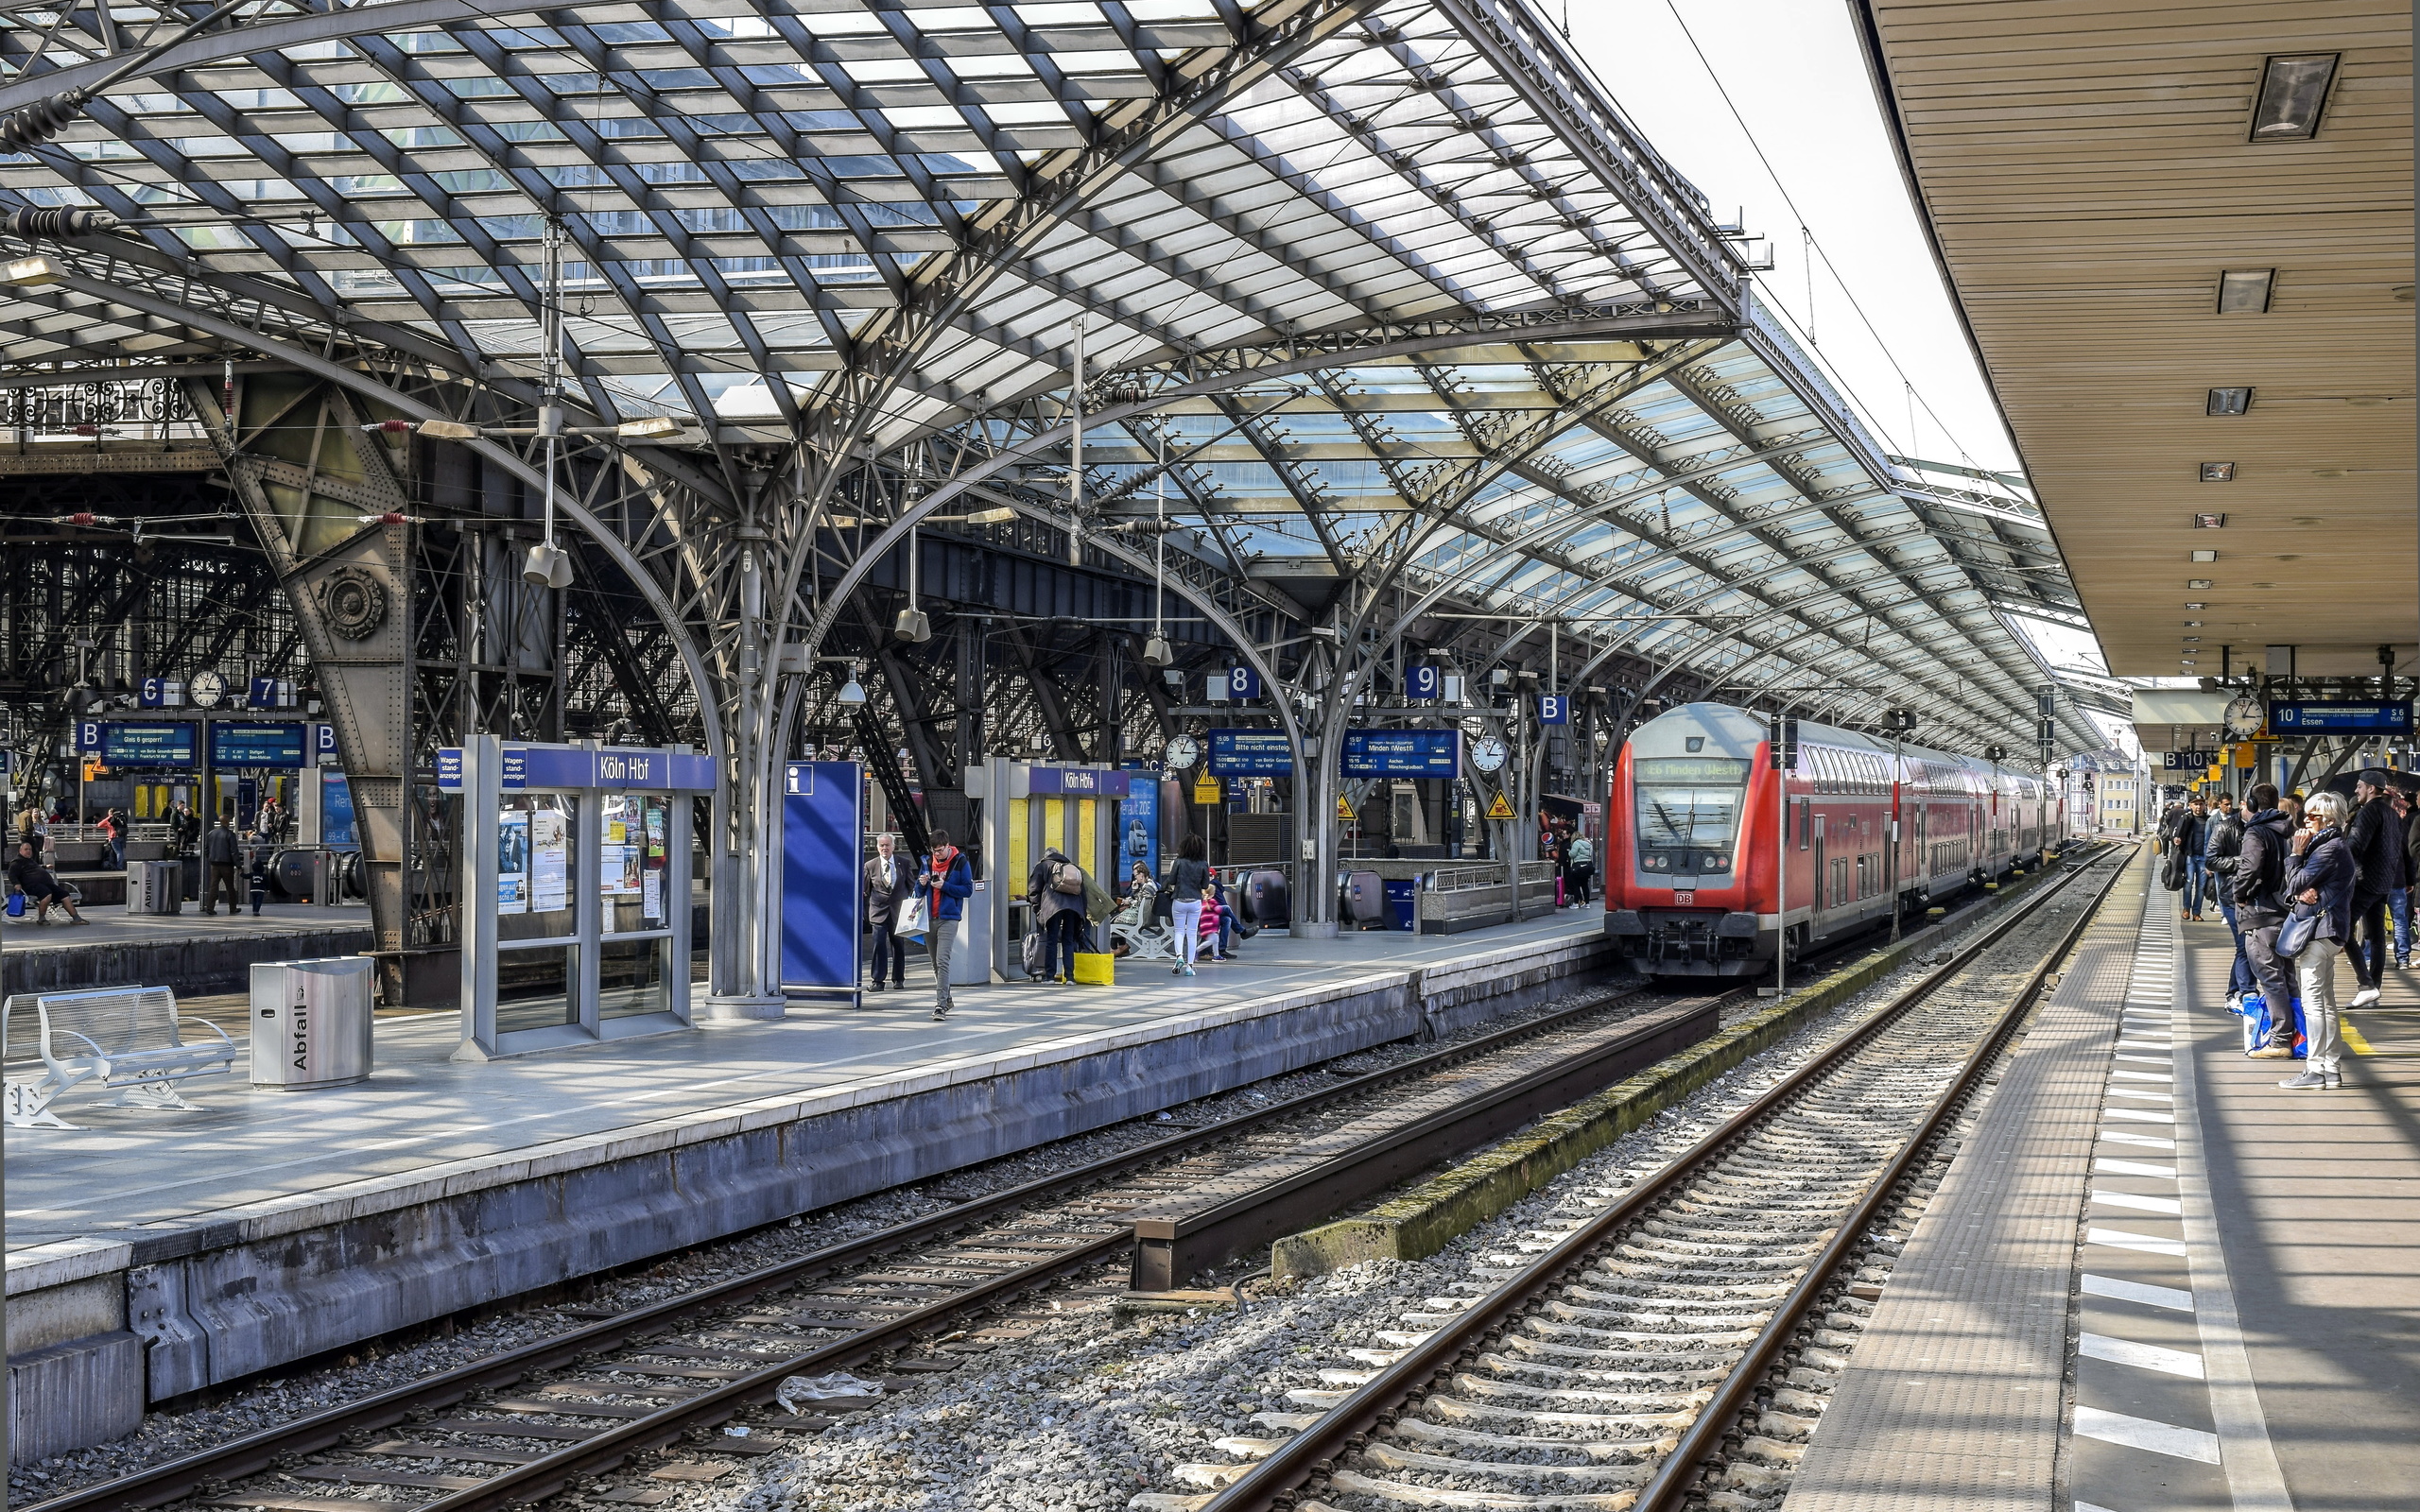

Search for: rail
xmin=27 ymin=976 xmax=1689 ymax=1512
xmin=1200 ymin=842 xmax=2127 ymax=1511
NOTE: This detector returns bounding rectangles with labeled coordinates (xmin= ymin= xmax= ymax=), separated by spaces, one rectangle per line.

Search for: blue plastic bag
xmin=2237 ymin=993 xmax=2307 ymax=1057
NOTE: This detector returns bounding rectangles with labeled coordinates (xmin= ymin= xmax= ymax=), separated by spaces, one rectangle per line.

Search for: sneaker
xmin=932 ymin=1006 xmax=949 ymax=1022
xmin=2350 ymin=987 xmax=2382 ymax=1007
xmin=2325 ymin=1069 xmax=2343 ymax=1090
xmin=1172 ymin=965 xmax=1185 ymax=975
xmin=1181 ymin=965 xmax=1197 ymax=977
xmin=2276 ymin=1070 xmax=2326 ymax=1090
xmin=2248 ymin=1043 xmax=2294 ymax=1059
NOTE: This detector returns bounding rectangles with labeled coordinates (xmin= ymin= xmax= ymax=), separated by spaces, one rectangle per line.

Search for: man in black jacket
xmin=199 ymin=816 xmax=242 ymax=916
xmin=8 ymin=840 xmax=88 ymax=924
xmin=2342 ymin=770 xmax=2399 ymax=1006
xmin=2235 ymin=785 xmax=2297 ymax=1056
xmin=860 ymin=832 xmax=916 ymax=991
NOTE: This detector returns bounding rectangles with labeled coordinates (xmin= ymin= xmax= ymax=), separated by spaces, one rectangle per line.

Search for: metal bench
xmin=2 ymin=986 xmax=236 ymax=1129
xmin=1109 ymin=884 xmax=1177 ymax=961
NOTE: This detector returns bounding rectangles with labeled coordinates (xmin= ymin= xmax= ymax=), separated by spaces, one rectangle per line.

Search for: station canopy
xmin=1 ymin=0 xmax=2101 ymax=754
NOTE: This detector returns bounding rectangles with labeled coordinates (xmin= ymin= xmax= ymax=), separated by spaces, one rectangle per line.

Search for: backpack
xmin=1052 ymin=860 xmax=1085 ymax=896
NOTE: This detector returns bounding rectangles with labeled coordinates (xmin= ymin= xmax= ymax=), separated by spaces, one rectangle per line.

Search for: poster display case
xmin=445 ymin=734 xmax=712 ymax=1059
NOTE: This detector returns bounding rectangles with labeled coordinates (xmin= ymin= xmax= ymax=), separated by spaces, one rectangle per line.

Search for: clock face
xmin=1164 ymin=733 xmax=1200 ymax=771
xmin=1471 ymin=734 xmax=1508 ymax=773
xmin=2223 ymin=690 xmax=2264 ymax=741
xmin=189 ymin=670 xmax=225 ymax=708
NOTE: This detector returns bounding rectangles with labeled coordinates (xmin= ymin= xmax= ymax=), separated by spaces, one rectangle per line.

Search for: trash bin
xmin=250 ymin=956 xmax=374 ymax=1090
xmin=128 ymin=858 xmax=183 ymax=915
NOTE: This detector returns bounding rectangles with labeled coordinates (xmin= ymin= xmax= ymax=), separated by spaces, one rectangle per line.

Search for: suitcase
xmin=1020 ymin=929 xmax=1046 ymax=980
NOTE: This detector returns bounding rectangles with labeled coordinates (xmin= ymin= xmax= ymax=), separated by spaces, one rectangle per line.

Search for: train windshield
xmin=1634 ymin=757 xmax=1751 ymax=874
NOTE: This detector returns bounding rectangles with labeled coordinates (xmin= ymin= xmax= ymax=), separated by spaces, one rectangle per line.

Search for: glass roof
xmin=0 ymin=0 xmax=2092 ymax=751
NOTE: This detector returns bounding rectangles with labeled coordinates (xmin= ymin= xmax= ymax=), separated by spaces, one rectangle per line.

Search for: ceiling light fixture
xmin=2249 ymin=53 xmax=2339 ymax=141
xmin=2217 ymin=268 xmax=2275 ymax=314
xmin=2188 ymin=579 xmax=2215 ymax=590
xmin=2185 ymin=601 xmax=2207 ymax=610
xmin=2191 ymin=550 xmax=2219 ymax=562
xmin=2199 ymin=462 xmax=2236 ymax=482
xmin=2193 ymin=513 xmax=2226 ymax=528
xmin=2206 ymin=387 xmax=2253 ymax=416
xmin=0 ymin=255 xmax=61 ymax=287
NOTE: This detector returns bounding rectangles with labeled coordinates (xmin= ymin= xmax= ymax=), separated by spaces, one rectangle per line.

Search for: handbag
xmin=2274 ymin=904 xmax=2319 ymax=959
xmin=892 ymin=891 xmax=930 ymax=937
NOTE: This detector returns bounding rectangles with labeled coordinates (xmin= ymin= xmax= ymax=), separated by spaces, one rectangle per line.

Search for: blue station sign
xmin=1024 ymin=765 xmax=1132 ymax=798
xmin=2268 ymin=699 xmax=2411 ymax=733
xmin=1340 ymin=729 xmax=1461 ymax=778
xmin=1207 ymin=728 xmax=1293 ymax=776
xmin=97 ymin=722 xmax=198 ymax=769
xmin=208 ymin=721 xmax=308 ymax=768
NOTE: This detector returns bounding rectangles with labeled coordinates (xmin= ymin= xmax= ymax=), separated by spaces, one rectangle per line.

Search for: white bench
xmin=1108 ymin=883 xmax=1177 ymax=961
xmin=2 ymin=986 xmax=236 ymax=1129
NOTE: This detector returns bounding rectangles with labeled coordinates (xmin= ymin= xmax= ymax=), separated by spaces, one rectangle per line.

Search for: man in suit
xmin=862 ymin=832 xmax=915 ymax=990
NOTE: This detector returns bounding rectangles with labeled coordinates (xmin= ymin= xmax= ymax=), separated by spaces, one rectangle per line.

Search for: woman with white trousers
xmin=1167 ymin=833 xmax=1211 ymax=978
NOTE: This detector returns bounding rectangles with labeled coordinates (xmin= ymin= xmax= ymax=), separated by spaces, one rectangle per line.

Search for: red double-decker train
xmin=1601 ymin=702 xmax=2060 ymax=977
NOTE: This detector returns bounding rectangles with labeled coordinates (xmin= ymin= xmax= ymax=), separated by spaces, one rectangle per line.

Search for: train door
xmin=1812 ymin=814 xmax=1826 ymax=920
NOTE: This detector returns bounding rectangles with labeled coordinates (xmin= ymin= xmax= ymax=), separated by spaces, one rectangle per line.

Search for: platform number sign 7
xmin=1228 ymin=665 xmax=1262 ymax=701
xmin=1405 ymin=664 xmax=1440 ymax=701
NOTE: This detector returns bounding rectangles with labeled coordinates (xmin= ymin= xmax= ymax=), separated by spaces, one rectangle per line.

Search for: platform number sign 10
xmin=1536 ymin=694 xmax=1567 ymax=725
xmin=1405 ymin=664 xmax=1440 ymax=701
xmin=1227 ymin=665 xmax=1262 ymax=701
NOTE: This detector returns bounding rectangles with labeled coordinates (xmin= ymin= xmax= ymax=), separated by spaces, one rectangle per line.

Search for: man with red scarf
xmin=923 ymin=830 xmax=974 ymax=1021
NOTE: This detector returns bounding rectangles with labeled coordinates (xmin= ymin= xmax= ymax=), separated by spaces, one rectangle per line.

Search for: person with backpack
xmin=1568 ymin=832 xmax=1596 ymax=907
xmin=1167 ymin=833 xmax=1210 ymax=977
xmin=923 ymin=830 xmax=973 ymax=1021
xmin=99 ymin=807 xmax=126 ymax=869
xmin=1027 ymin=845 xmax=1088 ymax=986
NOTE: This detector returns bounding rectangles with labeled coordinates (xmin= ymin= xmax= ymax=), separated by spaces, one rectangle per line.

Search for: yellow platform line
xmin=2341 ymin=1018 xmax=2376 ymax=1057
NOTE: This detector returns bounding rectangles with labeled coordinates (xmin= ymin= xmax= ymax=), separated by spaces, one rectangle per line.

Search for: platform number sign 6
xmin=140 ymin=677 xmax=165 ymax=709
xmin=1405 ymin=664 xmax=1440 ymax=701
xmin=1228 ymin=665 xmax=1262 ymax=701
xmin=1536 ymin=694 xmax=1568 ymax=725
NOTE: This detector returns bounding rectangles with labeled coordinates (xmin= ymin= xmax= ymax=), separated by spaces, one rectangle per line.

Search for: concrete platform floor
xmin=1783 ymin=850 xmax=2420 ymax=1512
xmin=0 ymin=899 xmax=372 ymax=951
xmin=4 ymin=908 xmax=1605 ymax=1250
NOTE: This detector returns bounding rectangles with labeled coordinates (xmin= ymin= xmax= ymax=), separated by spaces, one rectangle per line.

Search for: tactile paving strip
xmin=1780 ymin=855 xmax=2150 ymax=1511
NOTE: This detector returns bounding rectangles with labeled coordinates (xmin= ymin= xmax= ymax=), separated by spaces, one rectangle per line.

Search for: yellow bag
xmin=1071 ymin=951 xmax=1115 ymax=986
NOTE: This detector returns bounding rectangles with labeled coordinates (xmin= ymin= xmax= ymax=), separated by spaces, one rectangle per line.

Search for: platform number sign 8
xmin=1405 ymin=664 xmax=1440 ymax=701
xmin=1227 ymin=665 xmax=1262 ymax=701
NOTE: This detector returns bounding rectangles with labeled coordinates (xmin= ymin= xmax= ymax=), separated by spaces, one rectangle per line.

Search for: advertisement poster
xmin=1117 ymin=769 xmax=1160 ymax=895
xmin=600 ymin=798 xmax=642 ymax=901
xmin=644 ymin=804 xmax=667 ymax=924
xmin=497 ymin=811 xmax=530 ymax=913
xmin=322 ymin=771 xmax=356 ymax=847
xmin=531 ymin=808 xmax=570 ymax=913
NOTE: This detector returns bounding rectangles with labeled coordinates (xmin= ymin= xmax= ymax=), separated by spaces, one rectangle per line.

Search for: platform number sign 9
xmin=1227 ymin=665 xmax=1262 ymax=701
xmin=1536 ymin=694 xmax=1568 ymax=725
xmin=1405 ymin=664 xmax=1440 ymax=701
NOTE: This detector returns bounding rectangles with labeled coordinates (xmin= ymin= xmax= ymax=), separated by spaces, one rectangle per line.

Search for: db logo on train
xmin=1674 ymin=890 xmax=1696 ymax=904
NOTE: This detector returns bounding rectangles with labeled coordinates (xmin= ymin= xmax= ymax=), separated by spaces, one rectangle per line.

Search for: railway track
xmin=30 ymin=862 xmax=2078 ymax=1512
xmin=32 ymin=976 xmax=1723 ymax=1512
xmin=1184 ymin=843 xmax=2125 ymax=1512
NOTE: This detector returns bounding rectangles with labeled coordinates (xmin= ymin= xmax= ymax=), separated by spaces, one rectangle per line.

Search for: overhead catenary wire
xmin=1658 ymin=2 xmax=1991 ymax=473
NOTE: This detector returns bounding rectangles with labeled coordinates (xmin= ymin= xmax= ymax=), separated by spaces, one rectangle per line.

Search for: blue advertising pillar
xmin=781 ymin=761 xmax=865 ymax=1000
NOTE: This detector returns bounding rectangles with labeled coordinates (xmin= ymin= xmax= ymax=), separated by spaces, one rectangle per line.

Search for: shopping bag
xmin=1072 ymin=951 xmax=1115 ymax=987
xmin=892 ymin=893 xmax=929 ymax=938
